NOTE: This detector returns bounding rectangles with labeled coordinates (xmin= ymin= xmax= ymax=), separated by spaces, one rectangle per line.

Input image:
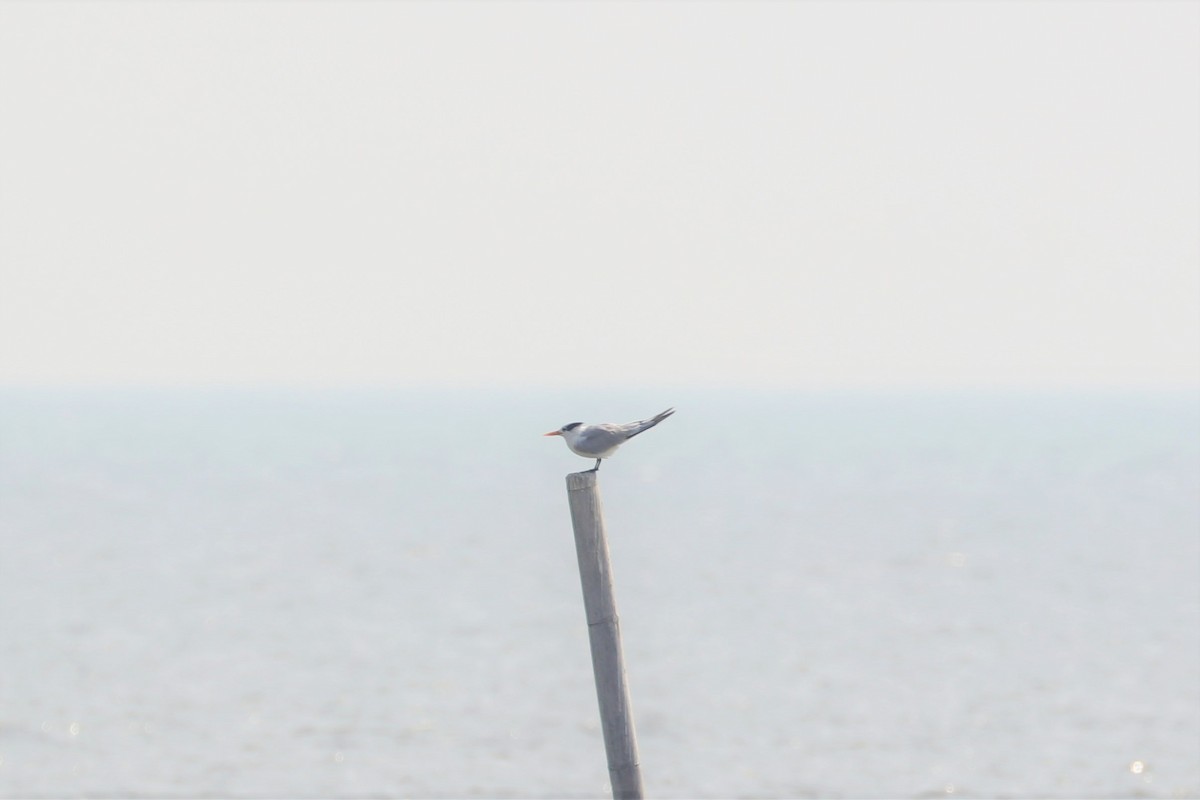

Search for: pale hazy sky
xmin=1 ymin=1 xmax=1197 ymax=389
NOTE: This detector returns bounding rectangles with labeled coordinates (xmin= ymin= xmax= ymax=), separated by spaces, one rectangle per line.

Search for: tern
xmin=544 ymin=407 xmax=675 ymax=472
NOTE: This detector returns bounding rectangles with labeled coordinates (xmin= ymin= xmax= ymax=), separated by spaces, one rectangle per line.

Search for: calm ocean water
xmin=1 ymin=388 xmax=1197 ymax=799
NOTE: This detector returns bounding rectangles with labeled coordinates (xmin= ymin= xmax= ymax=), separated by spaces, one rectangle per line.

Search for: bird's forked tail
xmin=626 ymin=407 xmax=675 ymax=438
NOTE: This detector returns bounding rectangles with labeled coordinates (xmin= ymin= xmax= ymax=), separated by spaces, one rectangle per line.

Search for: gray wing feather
xmin=621 ymin=407 xmax=675 ymax=438
xmin=577 ymin=425 xmax=627 ymax=453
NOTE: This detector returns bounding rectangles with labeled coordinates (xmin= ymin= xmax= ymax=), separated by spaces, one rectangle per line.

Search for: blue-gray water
xmin=1 ymin=388 xmax=1197 ymax=799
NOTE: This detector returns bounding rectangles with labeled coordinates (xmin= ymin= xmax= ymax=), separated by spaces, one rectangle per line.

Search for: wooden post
xmin=565 ymin=470 xmax=644 ymax=800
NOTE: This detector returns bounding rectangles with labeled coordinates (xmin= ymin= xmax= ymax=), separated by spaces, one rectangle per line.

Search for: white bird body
xmin=545 ymin=408 xmax=675 ymax=472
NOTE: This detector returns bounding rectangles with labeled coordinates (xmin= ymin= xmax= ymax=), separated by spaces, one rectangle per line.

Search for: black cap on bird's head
xmin=544 ymin=421 xmax=583 ymax=437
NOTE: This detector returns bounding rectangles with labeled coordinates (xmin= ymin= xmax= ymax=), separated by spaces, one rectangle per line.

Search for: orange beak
xmin=544 ymin=430 xmax=562 ymax=437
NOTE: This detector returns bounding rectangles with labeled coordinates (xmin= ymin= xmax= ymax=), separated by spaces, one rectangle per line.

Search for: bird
xmin=544 ymin=407 xmax=675 ymax=472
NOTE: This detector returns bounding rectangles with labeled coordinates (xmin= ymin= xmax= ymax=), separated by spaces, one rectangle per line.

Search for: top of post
xmin=566 ymin=471 xmax=598 ymax=491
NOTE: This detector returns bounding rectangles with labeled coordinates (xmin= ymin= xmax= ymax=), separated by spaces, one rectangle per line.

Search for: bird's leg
xmin=585 ymin=458 xmax=601 ymax=473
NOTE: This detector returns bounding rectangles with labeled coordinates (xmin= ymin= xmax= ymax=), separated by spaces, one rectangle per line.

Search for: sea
xmin=1 ymin=387 xmax=1197 ymax=799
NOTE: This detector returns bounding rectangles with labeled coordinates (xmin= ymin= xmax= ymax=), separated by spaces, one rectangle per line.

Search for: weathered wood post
xmin=565 ymin=470 xmax=644 ymax=800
